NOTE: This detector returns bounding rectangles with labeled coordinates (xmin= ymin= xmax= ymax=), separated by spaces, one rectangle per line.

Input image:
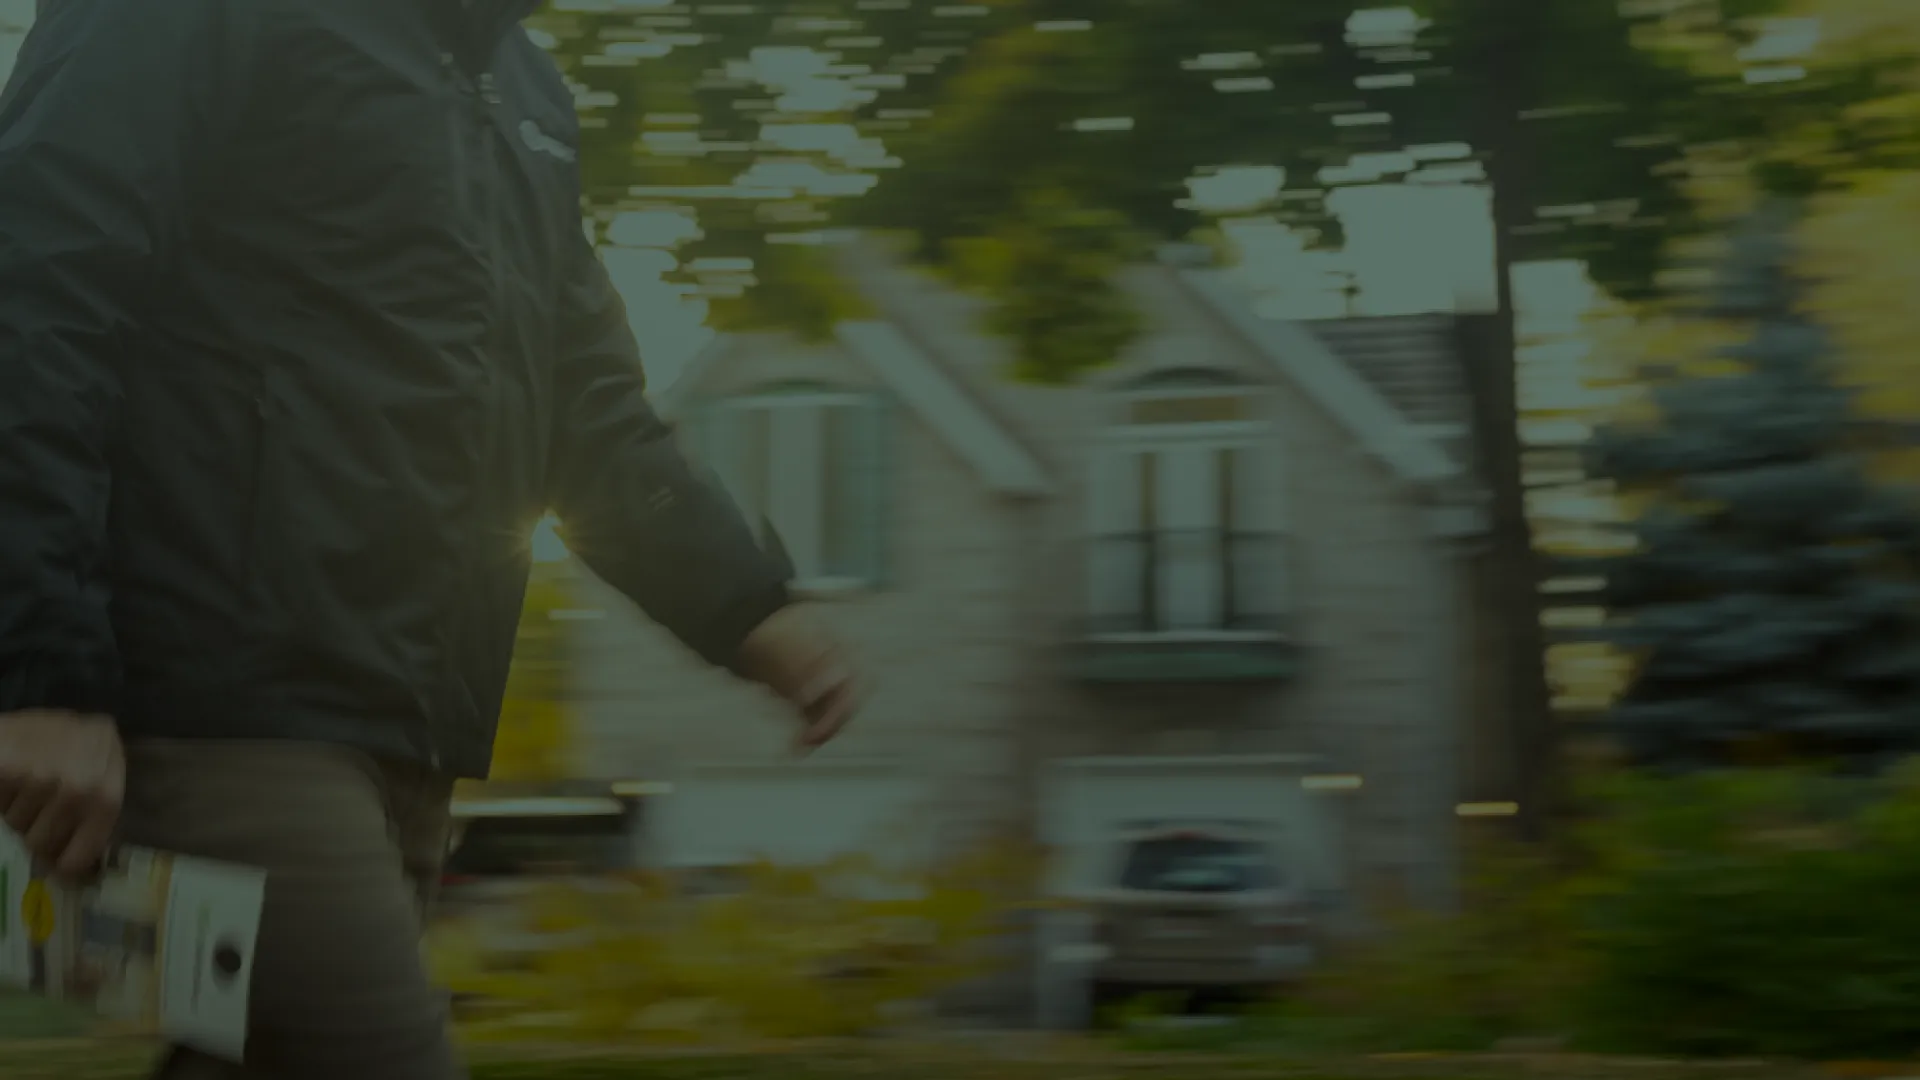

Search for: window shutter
xmin=1086 ymin=443 xmax=1146 ymax=630
xmin=1228 ymin=439 xmax=1285 ymax=534
xmin=828 ymin=394 xmax=892 ymax=585
xmin=694 ymin=402 xmax=762 ymax=536
xmin=1228 ymin=440 xmax=1289 ymax=623
xmin=769 ymin=404 xmax=824 ymax=578
xmin=1155 ymin=443 xmax=1225 ymax=631
xmin=1087 ymin=442 xmax=1144 ymax=536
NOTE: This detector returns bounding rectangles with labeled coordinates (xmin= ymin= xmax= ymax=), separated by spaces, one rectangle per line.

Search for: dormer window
xmin=692 ymin=385 xmax=890 ymax=592
xmin=1086 ymin=369 xmax=1287 ymax=637
xmin=1123 ymin=388 xmax=1252 ymax=427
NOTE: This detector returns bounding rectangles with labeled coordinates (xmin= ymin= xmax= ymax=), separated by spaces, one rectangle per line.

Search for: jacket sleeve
xmin=0 ymin=0 xmax=258 ymax=715
xmin=547 ymin=231 xmax=792 ymax=671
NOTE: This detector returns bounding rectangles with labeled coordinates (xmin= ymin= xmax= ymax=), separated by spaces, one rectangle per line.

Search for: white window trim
xmin=1099 ymin=421 xmax=1269 ymax=448
xmin=1110 ymin=381 xmax=1250 ymax=402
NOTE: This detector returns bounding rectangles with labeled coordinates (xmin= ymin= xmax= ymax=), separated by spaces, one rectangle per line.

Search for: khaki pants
xmin=119 ymin=740 xmax=465 ymax=1079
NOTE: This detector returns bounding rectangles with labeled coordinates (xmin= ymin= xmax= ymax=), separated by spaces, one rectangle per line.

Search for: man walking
xmin=0 ymin=1 xmax=860 ymax=1075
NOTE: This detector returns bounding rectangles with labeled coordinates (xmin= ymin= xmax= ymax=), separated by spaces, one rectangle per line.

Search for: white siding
xmin=562 ymin=251 xmax=1475 ymax=914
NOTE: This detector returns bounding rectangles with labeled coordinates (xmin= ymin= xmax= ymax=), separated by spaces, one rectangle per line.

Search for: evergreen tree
xmin=1588 ymin=204 xmax=1920 ymax=771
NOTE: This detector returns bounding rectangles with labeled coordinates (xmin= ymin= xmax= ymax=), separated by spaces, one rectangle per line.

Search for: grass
xmin=0 ymin=1036 xmax=1846 ymax=1080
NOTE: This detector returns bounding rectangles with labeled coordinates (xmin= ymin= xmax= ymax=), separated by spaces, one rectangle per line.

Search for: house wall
xmin=560 ymin=330 xmax=1039 ymax=851
xmin=561 ymin=244 xmax=1475 ymax=909
xmin=840 ymin=247 xmax=1472 ymax=908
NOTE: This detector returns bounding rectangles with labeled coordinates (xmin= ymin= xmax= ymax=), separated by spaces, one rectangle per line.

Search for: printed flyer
xmin=0 ymin=830 xmax=264 ymax=1061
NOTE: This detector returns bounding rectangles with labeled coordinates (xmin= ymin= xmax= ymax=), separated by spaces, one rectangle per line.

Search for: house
xmin=542 ymin=235 xmax=1496 ymax=922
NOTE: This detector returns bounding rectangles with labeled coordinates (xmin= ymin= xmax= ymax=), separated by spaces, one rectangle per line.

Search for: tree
xmin=857 ymin=0 xmax=1730 ymax=832
xmin=853 ymin=0 xmax=1383 ymax=381
xmin=857 ymin=0 xmax=1784 ymax=347
xmin=1787 ymin=0 xmax=1920 ymax=463
xmin=529 ymin=0 xmax=995 ymax=338
xmin=853 ymin=0 xmax=1632 ymax=837
xmin=1586 ymin=204 xmax=1920 ymax=771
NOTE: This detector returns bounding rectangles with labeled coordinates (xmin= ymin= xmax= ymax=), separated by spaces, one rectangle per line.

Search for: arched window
xmin=691 ymin=383 xmax=891 ymax=590
xmin=1115 ymin=367 xmax=1254 ymax=426
xmin=1086 ymin=369 xmax=1285 ymax=634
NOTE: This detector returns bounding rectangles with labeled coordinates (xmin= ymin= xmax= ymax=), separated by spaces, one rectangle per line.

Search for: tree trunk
xmin=1464 ymin=0 xmax=1559 ymax=844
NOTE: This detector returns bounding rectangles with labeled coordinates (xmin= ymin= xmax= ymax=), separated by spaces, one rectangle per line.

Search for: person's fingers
xmin=56 ymin=806 xmax=117 ymax=882
xmin=795 ymin=712 xmax=838 ymax=752
xmin=799 ymin=663 xmax=854 ymax=712
xmin=0 ymin=713 xmax=124 ymax=876
xmin=23 ymin=798 xmax=79 ymax=867
xmin=796 ymin=678 xmax=863 ymax=751
xmin=3 ymin=775 xmax=57 ymax=836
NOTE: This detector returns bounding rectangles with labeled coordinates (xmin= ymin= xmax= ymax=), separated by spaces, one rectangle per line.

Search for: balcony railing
xmin=1081 ymin=529 xmax=1294 ymax=639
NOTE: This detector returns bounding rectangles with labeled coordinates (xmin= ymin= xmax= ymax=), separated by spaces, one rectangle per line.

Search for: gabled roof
xmin=1166 ymin=266 xmax=1465 ymax=489
xmin=835 ymin=321 xmax=1053 ymax=496
xmin=650 ymin=322 xmax=1053 ymax=498
xmin=650 ymin=240 xmax=1471 ymax=510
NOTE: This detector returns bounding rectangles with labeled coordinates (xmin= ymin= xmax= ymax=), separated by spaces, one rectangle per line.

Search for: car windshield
xmin=445 ymin=813 xmax=629 ymax=877
xmin=1118 ymin=834 xmax=1280 ymax=893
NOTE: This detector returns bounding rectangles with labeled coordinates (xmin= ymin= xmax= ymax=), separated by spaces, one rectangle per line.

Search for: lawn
xmin=0 ymin=1038 xmax=1842 ymax=1080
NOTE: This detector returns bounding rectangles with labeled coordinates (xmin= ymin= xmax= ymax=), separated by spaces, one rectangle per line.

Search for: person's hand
xmin=0 ymin=710 xmax=124 ymax=881
xmin=735 ymin=605 xmax=862 ymax=753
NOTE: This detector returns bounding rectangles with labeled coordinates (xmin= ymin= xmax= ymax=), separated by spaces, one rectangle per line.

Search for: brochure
xmin=0 ymin=829 xmax=263 ymax=1061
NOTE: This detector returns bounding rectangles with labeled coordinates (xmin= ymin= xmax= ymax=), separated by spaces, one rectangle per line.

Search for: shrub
xmin=1275 ymin=838 xmax=1587 ymax=1054
xmin=428 ymin=842 xmax=1034 ymax=1045
xmin=1231 ymin=765 xmax=1920 ymax=1059
xmin=1575 ymin=765 xmax=1920 ymax=1057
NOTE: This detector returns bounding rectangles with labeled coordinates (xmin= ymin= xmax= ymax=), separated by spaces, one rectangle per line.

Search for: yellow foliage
xmin=943 ymin=235 xmax=1016 ymax=295
xmin=1799 ymin=171 xmax=1920 ymax=426
xmin=492 ymin=566 xmax=575 ymax=780
xmin=704 ymin=242 xmax=873 ymax=342
xmin=490 ymin=699 xmax=571 ymax=782
xmin=1775 ymin=0 xmax=1920 ymax=478
xmin=427 ymin=841 xmax=1038 ymax=1045
xmin=1788 ymin=0 xmax=1920 ymax=58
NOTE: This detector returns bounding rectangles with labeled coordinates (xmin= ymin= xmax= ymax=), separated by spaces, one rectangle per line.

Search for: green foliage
xmin=861 ymin=0 xmax=1794 ymax=316
xmin=1274 ymin=840 xmax=1588 ymax=1054
xmin=429 ymin=843 xmax=1034 ymax=1045
xmin=1574 ymin=765 xmax=1920 ymax=1057
xmin=945 ymin=191 xmax=1144 ymax=383
xmin=855 ymin=0 xmax=1920 ymax=382
xmin=857 ymin=0 xmax=1377 ymax=381
xmin=1140 ymin=767 xmax=1920 ymax=1060
xmin=531 ymin=2 xmax=972 ymax=339
xmin=524 ymin=0 xmax=1920 ymax=372
xmin=704 ymin=242 xmax=874 ymax=342
xmin=860 ymin=5 xmax=1357 ymax=255
xmin=1586 ymin=206 xmax=1920 ymax=769
xmin=0 ymin=1039 xmax=1852 ymax=1080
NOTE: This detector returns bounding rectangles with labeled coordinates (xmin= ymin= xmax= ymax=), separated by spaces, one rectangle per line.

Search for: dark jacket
xmin=0 ymin=0 xmax=790 ymax=776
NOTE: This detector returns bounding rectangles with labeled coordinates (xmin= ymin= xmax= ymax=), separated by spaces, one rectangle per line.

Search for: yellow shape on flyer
xmin=20 ymin=879 xmax=54 ymax=944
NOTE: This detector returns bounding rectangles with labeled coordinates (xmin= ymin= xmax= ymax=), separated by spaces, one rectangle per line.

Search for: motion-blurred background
xmin=7 ymin=0 xmax=1920 ymax=1066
